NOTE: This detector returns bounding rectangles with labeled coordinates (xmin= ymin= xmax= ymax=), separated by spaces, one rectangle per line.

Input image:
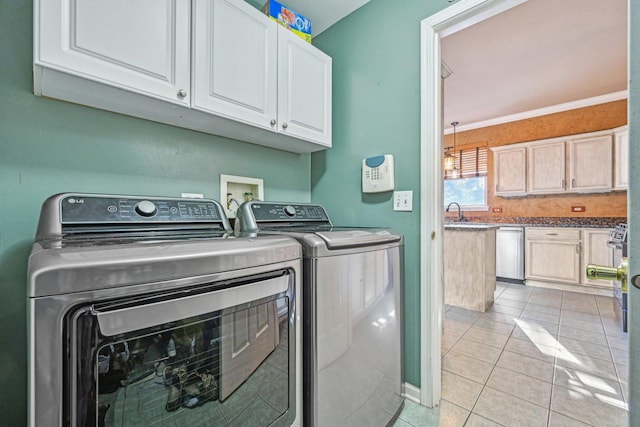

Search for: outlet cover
xmin=393 ymin=191 xmax=413 ymax=212
xmin=571 ymin=206 xmax=586 ymax=212
xmin=492 ymin=207 xmax=503 ymax=213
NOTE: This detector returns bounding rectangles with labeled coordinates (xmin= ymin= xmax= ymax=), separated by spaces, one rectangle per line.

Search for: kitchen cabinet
xmin=491 ymin=146 xmax=527 ymax=196
xmin=613 ymin=126 xmax=628 ymax=190
xmin=491 ymin=129 xmax=621 ymax=197
xmin=582 ymin=229 xmax=614 ymax=286
xmin=34 ymin=0 xmax=332 ymax=153
xmin=525 ymin=228 xmax=581 ymax=285
xmin=527 ymin=141 xmax=566 ymax=194
xmin=568 ymin=134 xmax=613 ymax=192
xmin=444 ymin=226 xmax=498 ymax=312
xmin=525 ymin=227 xmax=615 ymax=290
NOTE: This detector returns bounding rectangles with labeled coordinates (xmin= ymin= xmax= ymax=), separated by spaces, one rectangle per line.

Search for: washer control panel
xmin=61 ymin=194 xmax=223 ymax=223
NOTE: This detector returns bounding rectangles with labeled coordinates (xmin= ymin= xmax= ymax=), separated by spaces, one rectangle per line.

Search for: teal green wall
xmin=0 ymin=1 xmax=310 ymax=424
xmin=311 ymin=0 xmax=452 ymax=388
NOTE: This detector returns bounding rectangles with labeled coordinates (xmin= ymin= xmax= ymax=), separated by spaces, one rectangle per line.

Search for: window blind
xmin=445 ymin=145 xmax=488 ymax=180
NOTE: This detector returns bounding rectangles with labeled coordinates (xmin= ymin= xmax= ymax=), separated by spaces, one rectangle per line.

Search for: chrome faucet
xmin=446 ymin=202 xmax=467 ymax=222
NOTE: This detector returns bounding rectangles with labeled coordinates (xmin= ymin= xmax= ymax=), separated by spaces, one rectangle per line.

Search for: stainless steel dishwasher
xmin=236 ymin=201 xmax=404 ymax=427
xmin=496 ymin=226 xmax=525 ymax=283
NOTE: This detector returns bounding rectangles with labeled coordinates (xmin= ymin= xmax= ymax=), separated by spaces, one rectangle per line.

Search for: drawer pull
xmin=546 ymin=233 xmax=558 ymax=236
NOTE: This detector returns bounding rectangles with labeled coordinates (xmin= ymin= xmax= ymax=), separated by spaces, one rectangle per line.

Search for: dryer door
xmin=64 ymin=272 xmax=296 ymax=427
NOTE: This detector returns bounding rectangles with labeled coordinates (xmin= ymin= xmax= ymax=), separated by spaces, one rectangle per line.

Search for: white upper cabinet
xmin=568 ymin=134 xmax=613 ymax=192
xmin=613 ymin=126 xmax=628 ymax=190
xmin=277 ymin=26 xmax=332 ymax=146
xmin=492 ymin=146 xmax=527 ymax=196
xmin=492 ymin=129 xmax=624 ymax=197
xmin=34 ymin=0 xmax=332 ymax=153
xmin=35 ymin=0 xmax=191 ymax=105
xmin=192 ymin=0 xmax=278 ymax=130
xmin=527 ymin=141 xmax=566 ymax=194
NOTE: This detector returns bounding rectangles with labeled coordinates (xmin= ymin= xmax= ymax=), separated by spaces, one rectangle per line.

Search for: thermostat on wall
xmin=362 ymin=155 xmax=395 ymax=193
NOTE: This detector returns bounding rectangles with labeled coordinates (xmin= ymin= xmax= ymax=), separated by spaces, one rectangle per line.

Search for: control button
xmin=169 ymin=207 xmax=178 ymax=214
xmin=283 ymin=205 xmax=296 ymax=217
xmin=107 ymin=205 xmax=118 ymax=213
xmin=135 ymin=200 xmax=157 ymax=217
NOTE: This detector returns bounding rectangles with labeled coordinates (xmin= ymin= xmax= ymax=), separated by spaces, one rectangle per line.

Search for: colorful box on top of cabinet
xmin=262 ymin=0 xmax=312 ymax=43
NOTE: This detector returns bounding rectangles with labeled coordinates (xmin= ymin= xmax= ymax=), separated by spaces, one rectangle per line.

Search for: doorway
xmin=419 ymin=0 xmax=632 ymax=413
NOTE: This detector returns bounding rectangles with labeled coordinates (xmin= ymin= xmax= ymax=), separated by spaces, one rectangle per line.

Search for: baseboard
xmin=402 ymin=382 xmax=421 ymax=404
xmin=525 ymin=280 xmax=611 ymax=296
xmin=497 ymin=277 xmax=524 ymax=285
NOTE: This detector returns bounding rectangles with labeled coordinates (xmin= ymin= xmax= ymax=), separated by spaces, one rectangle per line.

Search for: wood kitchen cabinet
xmin=34 ymin=0 xmax=332 ymax=152
xmin=525 ymin=228 xmax=581 ymax=285
xmin=491 ymin=146 xmax=527 ymax=196
xmin=525 ymin=227 xmax=615 ymax=290
xmin=582 ymin=229 xmax=614 ymax=287
xmin=527 ymin=141 xmax=566 ymax=194
xmin=613 ymin=126 xmax=628 ymax=190
xmin=444 ymin=226 xmax=497 ymax=312
xmin=568 ymin=134 xmax=613 ymax=192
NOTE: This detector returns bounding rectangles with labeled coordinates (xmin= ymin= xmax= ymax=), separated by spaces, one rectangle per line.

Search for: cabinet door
xmin=493 ymin=147 xmax=527 ymax=196
xmin=582 ymin=229 xmax=614 ymax=286
xmin=192 ymin=0 xmax=278 ymax=130
xmin=569 ymin=135 xmax=613 ymax=192
xmin=528 ymin=141 xmax=566 ymax=194
xmin=526 ymin=239 xmax=580 ymax=284
xmin=36 ymin=0 xmax=191 ymax=104
xmin=614 ymin=128 xmax=628 ymax=190
xmin=277 ymin=26 xmax=333 ymax=147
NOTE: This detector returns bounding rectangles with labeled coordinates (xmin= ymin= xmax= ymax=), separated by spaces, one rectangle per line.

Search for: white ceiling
xmin=275 ymin=0 xmax=627 ymax=132
xmin=441 ymin=0 xmax=628 ymax=131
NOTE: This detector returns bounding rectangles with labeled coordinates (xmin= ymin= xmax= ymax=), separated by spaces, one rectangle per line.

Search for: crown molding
xmin=445 ymin=90 xmax=628 ymax=134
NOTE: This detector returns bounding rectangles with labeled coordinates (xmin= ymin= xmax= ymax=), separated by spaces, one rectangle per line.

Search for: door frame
xmin=419 ymin=0 xmax=529 ymax=407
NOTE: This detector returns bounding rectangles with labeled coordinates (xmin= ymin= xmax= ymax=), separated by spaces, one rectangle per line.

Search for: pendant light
xmin=444 ymin=121 xmax=458 ymax=173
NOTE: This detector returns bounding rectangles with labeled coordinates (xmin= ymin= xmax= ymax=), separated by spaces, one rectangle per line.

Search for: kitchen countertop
xmin=444 ymin=223 xmax=501 ymax=231
xmin=444 ymin=216 xmax=625 ymax=229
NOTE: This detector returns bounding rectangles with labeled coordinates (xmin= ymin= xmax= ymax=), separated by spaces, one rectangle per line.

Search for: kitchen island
xmin=444 ymin=224 xmax=500 ymax=312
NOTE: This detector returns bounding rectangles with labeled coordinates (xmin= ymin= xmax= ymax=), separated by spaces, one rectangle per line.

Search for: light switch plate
xmin=393 ymin=191 xmax=413 ymax=211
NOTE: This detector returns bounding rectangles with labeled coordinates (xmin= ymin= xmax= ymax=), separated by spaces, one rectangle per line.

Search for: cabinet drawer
xmin=526 ymin=227 xmax=580 ymax=241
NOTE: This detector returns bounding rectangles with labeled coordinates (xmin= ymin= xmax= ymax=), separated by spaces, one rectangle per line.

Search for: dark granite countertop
xmin=444 ymin=223 xmax=501 ymax=231
xmin=445 ymin=216 xmax=626 ymax=229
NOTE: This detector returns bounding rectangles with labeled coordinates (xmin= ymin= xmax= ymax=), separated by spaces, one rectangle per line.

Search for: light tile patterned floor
xmin=395 ymin=282 xmax=629 ymax=426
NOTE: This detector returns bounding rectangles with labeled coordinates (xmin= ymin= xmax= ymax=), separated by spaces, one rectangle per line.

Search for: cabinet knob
xmin=177 ymin=89 xmax=187 ymax=98
xmin=270 ymin=119 xmax=276 ymax=126
xmin=282 ymin=122 xmax=288 ymax=130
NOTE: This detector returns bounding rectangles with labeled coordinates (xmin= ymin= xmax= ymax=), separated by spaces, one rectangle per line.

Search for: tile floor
xmin=395 ymin=282 xmax=629 ymax=427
